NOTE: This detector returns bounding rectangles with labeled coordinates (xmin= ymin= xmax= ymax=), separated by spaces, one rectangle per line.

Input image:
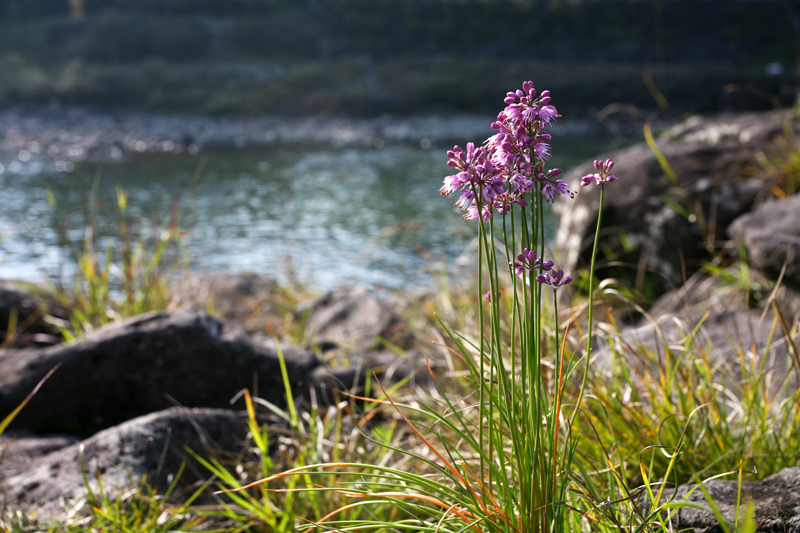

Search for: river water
xmin=0 ymin=138 xmax=611 ymax=289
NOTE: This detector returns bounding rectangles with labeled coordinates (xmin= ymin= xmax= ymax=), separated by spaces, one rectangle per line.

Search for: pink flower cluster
xmin=535 ymin=270 xmax=572 ymax=289
xmin=511 ymin=247 xmax=571 ymax=289
xmin=441 ymin=81 xmax=575 ymax=220
xmin=511 ymin=248 xmax=554 ymax=276
xmin=580 ymin=159 xmax=617 ymax=187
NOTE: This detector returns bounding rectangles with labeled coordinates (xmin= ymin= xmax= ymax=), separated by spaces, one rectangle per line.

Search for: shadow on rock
xmin=0 ymin=407 xmax=252 ymax=520
xmin=0 ymin=310 xmax=318 ymax=433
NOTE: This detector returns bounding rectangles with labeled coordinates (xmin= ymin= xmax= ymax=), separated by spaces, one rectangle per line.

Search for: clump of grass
xmin=47 ymin=179 xmax=187 ymax=339
xmin=195 ymin=344 xmax=404 ymax=531
xmin=756 ymin=115 xmax=800 ymax=197
xmin=213 ymin=81 xmax=648 ymax=533
xmin=575 ymin=282 xmax=800 ymax=488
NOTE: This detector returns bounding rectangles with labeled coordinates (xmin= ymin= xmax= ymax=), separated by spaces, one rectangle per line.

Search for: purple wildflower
xmin=441 ymin=81 xmax=576 ymax=220
xmin=536 ymin=169 xmax=575 ymax=203
xmin=538 ymin=105 xmax=558 ymax=125
xmin=533 ymin=141 xmax=551 ymax=161
xmin=535 ymin=269 xmax=573 ymax=288
xmin=510 ymin=248 xmax=554 ymax=276
xmin=466 ymin=204 xmax=493 ymax=221
xmin=503 ymin=84 xmax=560 ymax=126
xmin=580 ymin=159 xmax=618 ymax=187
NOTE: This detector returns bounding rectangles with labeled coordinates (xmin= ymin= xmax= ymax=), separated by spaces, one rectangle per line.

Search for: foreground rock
xmin=555 ymin=110 xmax=793 ymax=296
xmin=668 ymin=467 xmax=800 ymax=533
xmin=0 ymin=310 xmax=318 ymax=432
xmin=729 ymin=193 xmax=800 ymax=317
xmin=302 ymin=285 xmax=410 ymax=353
xmin=0 ymin=407 xmax=249 ymax=519
xmin=0 ymin=432 xmax=79 ymax=480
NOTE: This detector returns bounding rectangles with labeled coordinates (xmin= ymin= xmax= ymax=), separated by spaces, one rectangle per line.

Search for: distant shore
xmin=0 ymin=105 xmax=637 ymax=164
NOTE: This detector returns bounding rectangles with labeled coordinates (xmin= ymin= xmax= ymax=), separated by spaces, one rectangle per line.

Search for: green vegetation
xmin=3 ymin=102 xmax=800 ymax=533
xmin=758 ymin=118 xmax=800 ymax=197
xmin=4 ymin=254 xmax=799 ymax=532
xmin=0 ymin=54 xmax=784 ymax=117
xmin=6 ymin=264 xmax=798 ymax=531
xmin=0 ymin=0 xmax=795 ymax=115
xmin=7 ymin=0 xmax=797 ymax=66
xmin=43 ymin=179 xmax=187 ymax=339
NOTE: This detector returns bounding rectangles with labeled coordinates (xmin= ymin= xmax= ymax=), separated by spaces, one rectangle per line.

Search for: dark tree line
xmin=0 ymin=0 xmax=796 ymax=65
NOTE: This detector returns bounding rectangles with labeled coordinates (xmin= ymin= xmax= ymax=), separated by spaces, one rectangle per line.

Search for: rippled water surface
xmin=0 ymin=140 xmax=610 ymax=289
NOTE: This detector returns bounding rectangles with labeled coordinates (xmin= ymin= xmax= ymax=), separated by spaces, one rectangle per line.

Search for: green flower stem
xmin=572 ymin=184 xmax=604 ymax=426
xmin=471 ymin=183 xmax=488 ymax=509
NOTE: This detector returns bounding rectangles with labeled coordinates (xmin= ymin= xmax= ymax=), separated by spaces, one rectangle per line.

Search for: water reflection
xmin=0 ymin=142 xmax=606 ymax=289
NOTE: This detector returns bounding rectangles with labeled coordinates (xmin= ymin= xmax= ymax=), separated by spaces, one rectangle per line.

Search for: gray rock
xmin=728 ymin=194 xmax=800 ymax=317
xmin=596 ymin=271 xmax=792 ymax=386
xmin=0 ymin=431 xmax=79 ymax=480
xmin=555 ymin=110 xmax=792 ymax=296
xmin=0 ymin=310 xmax=318 ymax=432
xmin=668 ymin=467 xmax=800 ymax=533
xmin=302 ymin=285 xmax=409 ymax=352
xmin=0 ymin=407 xmax=250 ymax=519
xmin=173 ymin=271 xmax=284 ymax=335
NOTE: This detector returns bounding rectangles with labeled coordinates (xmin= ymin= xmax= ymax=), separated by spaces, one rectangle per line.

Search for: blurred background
xmin=0 ymin=0 xmax=797 ymax=290
xmin=1 ymin=0 xmax=797 ymax=115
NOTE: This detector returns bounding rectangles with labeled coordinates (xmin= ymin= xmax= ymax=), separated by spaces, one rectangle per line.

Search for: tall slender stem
xmin=572 ymin=184 xmax=604 ymax=425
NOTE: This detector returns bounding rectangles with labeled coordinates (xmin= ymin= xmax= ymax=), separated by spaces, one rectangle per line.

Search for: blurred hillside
xmin=0 ymin=0 xmax=797 ymax=116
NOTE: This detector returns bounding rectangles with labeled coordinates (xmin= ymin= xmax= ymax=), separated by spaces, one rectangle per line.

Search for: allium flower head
xmin=510 ymin=248 xmax=555 ymax=276
xmin=503 ymin=83 xmax=560 ymax=126
xmin=535 ymin=269 xmax=573 ymax=288
xmin=441 ymin=80 xmax=576 ymax=221
xmin=536 ymin=168 xmax=575 ymax=203
xmin=580 ymin=159 xmax=618 ymax=187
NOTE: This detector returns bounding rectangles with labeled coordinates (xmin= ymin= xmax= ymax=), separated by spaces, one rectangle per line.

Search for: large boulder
xmin=667 ymin=467 xmax=800 ymax=533
xmin=728 ymin=194 xmax=800 ymax=317
xmin=555 ymin=110 xmax=793 ymax=297
xmin=0 ymin=310 xmax=318 ymax=432
xmin=0 ymin=407 xmax=250 ymax=519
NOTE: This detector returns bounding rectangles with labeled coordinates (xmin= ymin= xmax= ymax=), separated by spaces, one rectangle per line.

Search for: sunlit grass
xmin=9 ymin=111 xmax=800 ymax=533
xmin=42 ymin=177 xmax=187 ymax=339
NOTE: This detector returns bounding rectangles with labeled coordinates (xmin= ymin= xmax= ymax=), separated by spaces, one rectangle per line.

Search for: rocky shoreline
xmin=1 ymin=108 xmax=799 ymax=528
xmin=0 ymin=274 xmax=429 ymax=518
xmin=0 ymin=105 xmax=634 ymax=165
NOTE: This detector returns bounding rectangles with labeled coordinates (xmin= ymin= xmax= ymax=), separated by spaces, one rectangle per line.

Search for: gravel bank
xmin=0 ymin=105 xmax=616 ymax=165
